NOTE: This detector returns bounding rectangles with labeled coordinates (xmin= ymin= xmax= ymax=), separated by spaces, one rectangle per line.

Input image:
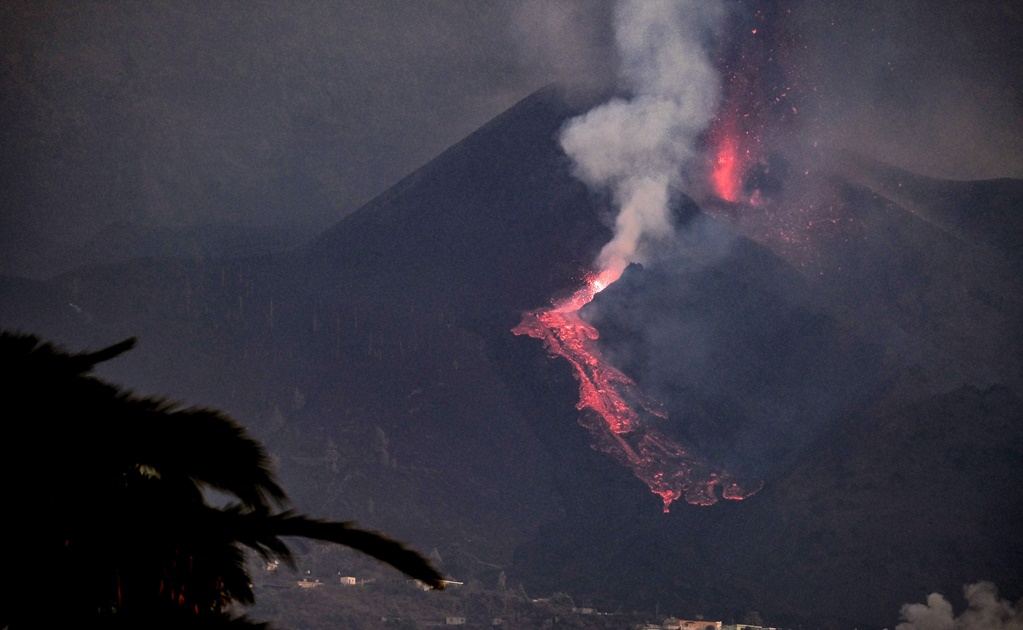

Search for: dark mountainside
xmin=1 ymin=87 xmax=1021 ymax=629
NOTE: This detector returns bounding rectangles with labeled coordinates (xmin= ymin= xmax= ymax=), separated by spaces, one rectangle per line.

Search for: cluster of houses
xmin=269 ymin=560 xmax=463 ymax=593
xmin=640 ymin=621 xmax=781 ymax=630
xmin=268 ymin=562 xmax=784 ymax=629
xmin=295 ymin=574 xmax=368 ymax=588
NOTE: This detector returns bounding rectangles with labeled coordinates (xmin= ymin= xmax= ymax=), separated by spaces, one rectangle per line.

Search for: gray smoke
xmin=559 ymin=0 xmax=725 ymax=279
xmin=897 ymin=582 xmax=1023 ymax=630
xmin=509 ymin=0 xmax=616 ymax=99
xmin=790 ymin=1 xmax=1023 ymax=181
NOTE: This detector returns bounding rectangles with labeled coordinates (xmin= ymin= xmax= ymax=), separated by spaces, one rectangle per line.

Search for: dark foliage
xmin=0 ymin=332 xmax=443 ymax=629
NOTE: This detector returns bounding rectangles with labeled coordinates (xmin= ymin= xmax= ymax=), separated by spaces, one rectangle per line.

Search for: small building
xmin=297 ymin=578 xmax=322 ymax=589
xmin=417 ymin=578 xmax=465 ymax=591
xmin=445 ymin=617 xmax=466 ymax=625
xmin=339 ymin=576 xmax=357 ymax=585
xmin=678 ymin=620 xmax=722 ymax=630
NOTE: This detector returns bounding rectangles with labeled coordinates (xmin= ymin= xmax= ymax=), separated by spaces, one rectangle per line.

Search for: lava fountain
xmin=709 ymin=115 xmax=745 ymax=202
xmin=513 ymin=269 xmax=762 ymax=512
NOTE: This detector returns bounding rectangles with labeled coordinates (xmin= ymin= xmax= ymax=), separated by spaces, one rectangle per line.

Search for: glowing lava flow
xmin=513 ymin=271 xmax=762 ymax=512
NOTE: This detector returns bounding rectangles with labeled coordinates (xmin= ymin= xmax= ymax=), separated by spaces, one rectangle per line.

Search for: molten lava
xmin=711 ymin=118 xmax=743 ymax=202
xmin=706 ymin=4 xmax=809 ymax=205
xmin=513 ymin=271 xmax=762 ymax=512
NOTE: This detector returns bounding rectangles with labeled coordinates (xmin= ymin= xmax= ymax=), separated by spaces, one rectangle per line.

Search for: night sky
xmin=2 ymin=0 xmax=1021 ymax=276
xmin=2 ymin=3 xmax=1022 ymax=627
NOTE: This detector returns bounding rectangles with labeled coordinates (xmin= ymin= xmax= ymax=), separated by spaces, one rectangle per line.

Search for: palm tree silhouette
xmin=0 ymin=332 xmax=443 ymax=628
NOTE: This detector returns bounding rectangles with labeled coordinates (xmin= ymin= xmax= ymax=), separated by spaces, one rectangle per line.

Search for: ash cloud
xmin=3 ymin=1 xmax=1020 ymax=279
xmin=0 ymin=1 xmax=566 ymax=275
xmin=559 ymin=0 xmax=726 ymax=279
xmin=509 ymin=0 xmax=617 ymax=100
xmin=778 ymin=1 xmax=1023 ymax=180
xmin=582 ymin=222 xmax=882 ymax=479
xmin=897 ymin=582 xmax=1023 ymax=630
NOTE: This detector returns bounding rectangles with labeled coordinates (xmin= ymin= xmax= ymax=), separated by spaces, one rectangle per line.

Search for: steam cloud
xmin=559 ymin=0 xmax=724 ymax=278
xmin=897 ymin=582 xmax=1023 ymax=630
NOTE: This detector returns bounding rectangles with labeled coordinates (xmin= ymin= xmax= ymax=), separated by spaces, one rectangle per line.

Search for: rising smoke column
xmin=560 ymin=0 xmax=725 ymax=280
xmin=514 ymin=0 xmax=764 ymax=511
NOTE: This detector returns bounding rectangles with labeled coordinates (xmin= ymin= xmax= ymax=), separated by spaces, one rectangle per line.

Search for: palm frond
xmin=0 ymin=330 xmax=447 ymax=629
xmin=203 ymin=507 xmax=444 ymax=589
xmin=114 ymin=400 xmax=287 ymax=510
xmin=266 ymin=512 xmax=445 ymax=589
xmin=70 ymin=337 xmax=137 ymax=372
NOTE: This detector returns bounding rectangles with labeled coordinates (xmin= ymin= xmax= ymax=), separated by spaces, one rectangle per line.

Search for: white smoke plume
xmin=896 ymin=582 xmax=1023 ymax=630
xmin=559 ymin=0 xmax=725 ymax=279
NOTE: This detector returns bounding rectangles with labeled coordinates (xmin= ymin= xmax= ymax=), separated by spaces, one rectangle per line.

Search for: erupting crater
xmin=709 ymin=115 xmax=749 ymax=203
xmin=513 ymin=270 xmax=762 ymax=512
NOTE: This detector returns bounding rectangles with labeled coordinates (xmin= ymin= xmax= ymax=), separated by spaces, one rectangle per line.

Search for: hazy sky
xmin=2 ymin=1 xmax=1020 ymax=262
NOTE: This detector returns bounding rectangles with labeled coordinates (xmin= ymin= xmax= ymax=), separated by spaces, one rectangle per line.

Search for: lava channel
xmin=513 ymin=271 xmax=762 ymax=512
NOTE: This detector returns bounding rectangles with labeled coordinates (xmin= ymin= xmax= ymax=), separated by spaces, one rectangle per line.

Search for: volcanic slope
xmin=0 ymin=86 xmax=1020 ymax=629
xmin=509 ymin=153 xmax=1023 ymax=628
xmin=0 ymin=86 xmax=612 ymax=575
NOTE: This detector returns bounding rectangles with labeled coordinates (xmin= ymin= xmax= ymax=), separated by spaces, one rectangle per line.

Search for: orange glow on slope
xmin=513 ymin=272 xmax=762 ymax=511
xmin=712 ymin=120 xmax=742 ymax=202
